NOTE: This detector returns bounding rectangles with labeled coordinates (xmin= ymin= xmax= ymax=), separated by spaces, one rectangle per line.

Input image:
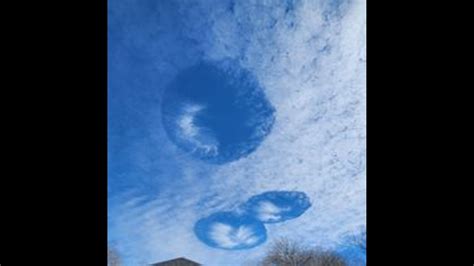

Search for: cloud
xmin=209 ymin=223 xmax=259 ymax=249
xmin=242 ymin=191 xmax=312 ymax=224
xmin=177 ymin=103 xmax=219 ymax=156
xmin=178 ymin=104 xmax=205 ymax=139
xmin=257 ymin=201 xmax=287 ymax=222
xmin=194 ymin=211 xmax=267 ymax=250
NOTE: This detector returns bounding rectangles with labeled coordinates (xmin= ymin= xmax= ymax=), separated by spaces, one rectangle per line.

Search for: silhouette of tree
xmin=261 ymin=238 xmax=346 ymax=266
xmin=108 ymin=246 xmax=121 ymax=266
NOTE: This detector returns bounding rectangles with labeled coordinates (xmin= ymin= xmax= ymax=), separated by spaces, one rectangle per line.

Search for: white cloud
xmin=178 ymin=104 xmax=203 ymax=138
xmin=209 ymin=223 xmax=259 ymax=249
xmin=177 ymin=103 xmax=219 ymax=156
xmin=256 ymin=201 xmax=289 ymax=222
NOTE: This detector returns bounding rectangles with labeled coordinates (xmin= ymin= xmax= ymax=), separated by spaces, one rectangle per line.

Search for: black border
xmin=3 ymin=0 xmax=108 ymax=264
xmin=6 ymin=0 xmax=469 ymax=265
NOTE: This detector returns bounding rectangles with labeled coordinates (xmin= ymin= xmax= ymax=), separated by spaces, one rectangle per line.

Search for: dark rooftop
xmin=150 ymin=257 xmax=201 ymax=266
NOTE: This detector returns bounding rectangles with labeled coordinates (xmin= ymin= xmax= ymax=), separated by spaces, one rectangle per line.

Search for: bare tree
xmin=337 ymin=230 xmax=366 ymax=266
xmin=355 ymin=230 xmax=366 ymax=253
xmin=347 ymin=229 xmax=366 ymax=254
xmin=108 ymin=246 xmax=122 ymax=266
xmin=261 ymin=239 xmax=346 ymax=266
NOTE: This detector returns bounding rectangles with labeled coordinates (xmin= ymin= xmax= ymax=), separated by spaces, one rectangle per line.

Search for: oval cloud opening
xmin=194 ymin=211 xmax=267 ymax=250
xmin=161 ymin=62 xmax=275 ymax=164
xmin=242 ymin=191 xmax=312 ymax=223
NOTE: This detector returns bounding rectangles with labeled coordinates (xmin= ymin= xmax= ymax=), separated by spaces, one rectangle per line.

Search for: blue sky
xmin=108 ymin=0 xmax=366 ymax=265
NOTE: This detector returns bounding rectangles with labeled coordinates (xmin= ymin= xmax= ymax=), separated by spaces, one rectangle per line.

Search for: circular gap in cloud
xmin=242 ymin=191 xmax=312 ymax=224
xmin=194 ymin=211 xmax=267 ymax=250
xmin=161 ymin=61 xmax=275 ymax=164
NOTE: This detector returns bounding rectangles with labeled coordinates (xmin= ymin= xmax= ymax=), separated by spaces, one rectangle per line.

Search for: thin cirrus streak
xmin=194 ymin=211 xmax=268 ymax=250
xmin=176 ymin=103 xmax=219 ymax=157
xmin=256 ymin=201 xmax=289 ymax=222
xmin=210 ymin=223 xmax=260 ymax=249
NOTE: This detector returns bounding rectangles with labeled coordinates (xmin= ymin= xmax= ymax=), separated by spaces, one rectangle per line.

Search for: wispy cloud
xmin=210 ymin=223 xmax=260 ymax=249
xmin=177 ymin=103 xmax=219 ymax=156
xmin=256 ymin=201 xmax=289 ymax=222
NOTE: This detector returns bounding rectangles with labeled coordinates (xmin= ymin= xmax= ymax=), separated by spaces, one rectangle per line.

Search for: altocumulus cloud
xmin=108 ymin=0 xmax=366 ymax=265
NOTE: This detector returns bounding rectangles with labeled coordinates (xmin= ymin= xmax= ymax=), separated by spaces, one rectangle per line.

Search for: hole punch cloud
xmin=194 ymin=212 xmax=267 ymax=250
xmin=242 ymin=191 xmax=311 ymax=224
xmin=194 ymin=191 xmax=311 ymax=250
xmin=161 ymin=61 xmax=275 ymax=164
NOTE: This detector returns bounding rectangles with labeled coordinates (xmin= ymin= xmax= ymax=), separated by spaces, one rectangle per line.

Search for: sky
xmin=108 ymin=0 xmax=366 ymax=265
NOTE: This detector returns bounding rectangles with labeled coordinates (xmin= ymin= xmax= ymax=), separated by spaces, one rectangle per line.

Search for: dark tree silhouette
xmin=347 ymin=229 xmax=366 ymax=254
xmin=355 ymin=230 xmax=366 ymax=253
xmin=261 ymin=239 xmax=346 ymax=266
xmin=108 ymin=246 xmax=122 ymax=266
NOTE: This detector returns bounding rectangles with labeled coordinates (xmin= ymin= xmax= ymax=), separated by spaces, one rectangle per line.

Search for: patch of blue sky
xmin=194 ymin=212 xmax=267 ymax=250
xmin=161 ymin=61 xmax=275 ymax=164
xmin=241 ymin=191 xmax=311 ymax=224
